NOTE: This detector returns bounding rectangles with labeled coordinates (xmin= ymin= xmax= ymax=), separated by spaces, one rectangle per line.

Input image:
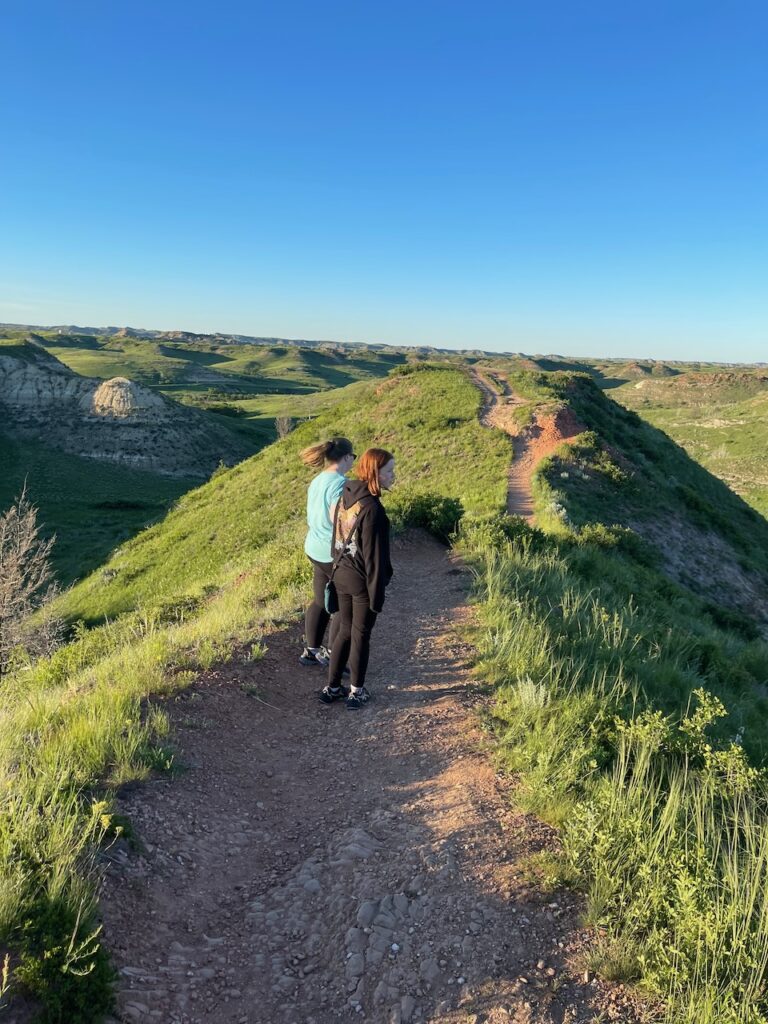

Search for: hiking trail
xmin=83 ymin=378 xmax=649 ymax=1024
xmin=470 ymin=370 xmax=583 ymax=523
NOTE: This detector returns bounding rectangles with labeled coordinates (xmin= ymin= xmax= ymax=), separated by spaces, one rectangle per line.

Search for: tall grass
xmin=458 ymin=373 xmax=768 ymax=1019
xmin=460 ymin=501 xmax=768 ymax=1021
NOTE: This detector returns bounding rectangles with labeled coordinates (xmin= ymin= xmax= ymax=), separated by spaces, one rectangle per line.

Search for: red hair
xmin=356 ymin=448 xmax=394 ymax=497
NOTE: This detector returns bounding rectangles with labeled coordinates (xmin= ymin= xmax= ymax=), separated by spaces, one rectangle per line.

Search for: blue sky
xmin=2 ymin=1 xmax=766 ymax=360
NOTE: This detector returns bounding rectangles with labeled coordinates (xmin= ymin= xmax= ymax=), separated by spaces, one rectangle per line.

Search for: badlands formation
xmin=0 ymin=342 xmax=248 ymax=478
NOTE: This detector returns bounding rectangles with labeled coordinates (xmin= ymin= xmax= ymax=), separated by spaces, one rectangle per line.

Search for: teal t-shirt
xmin=304 ymin=470 xmax=346 ymax=563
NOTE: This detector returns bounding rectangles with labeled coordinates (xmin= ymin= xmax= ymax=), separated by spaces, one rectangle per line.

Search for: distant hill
xmin=2 ymin=323 xmax=763 ymax=373
xmin=0 ymin=340 xmax=250 ymax=479
xmin=614 ymin=369 xmax=768 ymax=516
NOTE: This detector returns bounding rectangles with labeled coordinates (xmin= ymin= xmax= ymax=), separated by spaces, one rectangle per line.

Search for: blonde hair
xmin=300 ymin=437 xmax=354 ymax=469
xmin=356 ymin=448 xmax=394 ymax=497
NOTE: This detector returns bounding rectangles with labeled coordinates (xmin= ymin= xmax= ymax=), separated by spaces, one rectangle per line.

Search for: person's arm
xmin=361 ymin=505 xmax=391 ymax=613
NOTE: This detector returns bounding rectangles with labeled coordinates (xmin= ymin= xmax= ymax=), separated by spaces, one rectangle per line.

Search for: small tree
xmin=0 ymin=487 xmax=62 ymax=679
xmin=275 ymin=415 xmax=294 ymax=440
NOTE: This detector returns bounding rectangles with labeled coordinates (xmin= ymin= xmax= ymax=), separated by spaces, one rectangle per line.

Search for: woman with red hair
xmin=320 ymin=448 xmax=395 ymax=709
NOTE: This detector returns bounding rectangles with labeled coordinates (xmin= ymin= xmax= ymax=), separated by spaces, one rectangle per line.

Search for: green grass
xmin=0 ymin=434 xmax=192 ymax=587
xmin=459 ymin=521 xmax=768 ymax=1021
xmin=521 ymin=375 xmax=768 ymax=617
xmin=56 ymin=365 xmax=508 ymax=625
xmin=615 ymin=372 xmax=768 ymax=517
xmin=36 ymin=334 xmax=408 ymax=396
xmin=7 ymin=356 xmax=768 ymax=1022
xmin=0 ymin=337 xmax=409 ymax=587
xmin=0 ymin=366 xmax=509 ymax=1018
xmin=455 ymin=372 xmax=768 ymax=1023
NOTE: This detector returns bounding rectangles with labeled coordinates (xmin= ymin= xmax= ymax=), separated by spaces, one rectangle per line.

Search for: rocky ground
xmin=96 ymin=534 xmax=653 ymax=1024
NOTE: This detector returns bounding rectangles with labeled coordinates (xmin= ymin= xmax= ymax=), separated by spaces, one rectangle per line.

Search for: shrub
xmin=388 ymin=492 xmax=464 ymax=542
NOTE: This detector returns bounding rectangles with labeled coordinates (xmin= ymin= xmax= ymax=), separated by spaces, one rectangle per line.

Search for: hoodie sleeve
xmin=360 ymin=503 xmax=393 ymax=613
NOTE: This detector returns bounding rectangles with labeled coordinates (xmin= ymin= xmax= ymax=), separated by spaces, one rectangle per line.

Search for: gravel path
xmin=98 ymin=534 xmax=648 ymax=1024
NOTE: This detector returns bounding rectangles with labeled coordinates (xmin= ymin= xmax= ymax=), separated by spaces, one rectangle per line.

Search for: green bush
xmin=388 ymin=491 xmax=464 ymax=542
xmin=16 ymin=899 xmax=115 ymax=1024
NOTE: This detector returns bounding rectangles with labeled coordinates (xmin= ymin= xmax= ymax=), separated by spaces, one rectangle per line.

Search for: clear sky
xmin=2 ymin=1 xmax=766 ymax=361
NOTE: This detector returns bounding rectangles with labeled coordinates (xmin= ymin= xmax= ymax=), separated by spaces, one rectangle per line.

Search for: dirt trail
xmin=96 ymin=534 xmax=646 ymax=1024
xmin=471 ymin=371 xmax=583 ymax=523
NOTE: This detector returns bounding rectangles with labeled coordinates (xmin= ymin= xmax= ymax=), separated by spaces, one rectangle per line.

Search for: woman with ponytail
xmin=321 ymin=448 xmax=395 ymax=709
xmin=299 ymin=437 xmax=356 ymax=666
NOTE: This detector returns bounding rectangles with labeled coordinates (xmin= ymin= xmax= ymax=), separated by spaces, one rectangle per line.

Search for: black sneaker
xmin=319 ymin=685 xmax=350 ymax=705
xmin=346 ymin=687 xmax=371 ymax=710
xmin=300 ymin=647 xmax=329 ymax=667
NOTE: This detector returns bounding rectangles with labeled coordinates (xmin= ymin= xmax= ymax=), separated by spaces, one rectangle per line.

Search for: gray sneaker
xmin=299 ymin=646 xmax=329 ymax=667
xmin=346 ymin=687 xmax=371 ymax=710
xmin=319 ymin=685 xmax=350 ymax=705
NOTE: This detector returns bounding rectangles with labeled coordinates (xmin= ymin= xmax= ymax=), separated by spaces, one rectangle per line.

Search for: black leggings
xmin=305 ymin=558 xmax=335 ymax=650
xmin=328 ymin=573 xmax=378 ymax=689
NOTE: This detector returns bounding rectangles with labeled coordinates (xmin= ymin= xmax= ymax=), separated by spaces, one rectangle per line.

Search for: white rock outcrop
xmin=84 ymin=377 xmax=169 ymax=419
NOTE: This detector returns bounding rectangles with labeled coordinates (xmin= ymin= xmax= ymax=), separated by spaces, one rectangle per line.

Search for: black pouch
xmin=324 ymin=579 xmax=339 ymax=615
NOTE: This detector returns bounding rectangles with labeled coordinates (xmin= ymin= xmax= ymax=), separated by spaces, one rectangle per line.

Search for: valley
xmin=614 ymin=370 xmax=768 ymax=516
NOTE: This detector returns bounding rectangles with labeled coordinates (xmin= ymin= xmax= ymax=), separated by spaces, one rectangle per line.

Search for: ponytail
xmin=300 ymin=436 xmax=353 ymax=469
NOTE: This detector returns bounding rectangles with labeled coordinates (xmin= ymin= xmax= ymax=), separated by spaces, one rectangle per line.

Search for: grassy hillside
xmin=0 ymin=366 xmax=509 ymax=1020
xmin=31 ymin=333 xmax=408 ymax=398
xmin=615 ymin=371 xmax=768 ymax=517
xmin=6 ymin=328 xmax=411 ymax=454
xmin=457 ymin=372 xmax=768 ymax=1023
xmin=0 ymin=335 xmax=406 ymax=585
xmin=56 ymin=365 xmax=508 ymax=625
xmin=0 ymin=434 xmax=193 ymax=587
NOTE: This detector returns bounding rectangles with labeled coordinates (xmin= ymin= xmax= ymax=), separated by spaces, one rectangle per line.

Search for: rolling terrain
xmin=615 ymin=369 xmax=768 ymax=516
xmin=3 ymin=364 xmax=768 ymax=1023
xmin=3 ymin=328 xmax=768 ymax=1022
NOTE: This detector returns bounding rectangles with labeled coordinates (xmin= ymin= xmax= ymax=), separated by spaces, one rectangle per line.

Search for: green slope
xmin=56 ymin=365 xmax=509 ymax=624
xmin=458 ymin=371 xmax=768 ymax=1023
xmin=0 ymin=433 xmax=192 ymax=587
xmin=35 ymin=334 xmax=408 ymax=396
xmin=614 ymin=370 xmax=768 ymax=516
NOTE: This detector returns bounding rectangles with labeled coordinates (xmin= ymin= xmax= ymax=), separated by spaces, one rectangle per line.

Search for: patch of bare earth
xmin=92 ymin=534 xmax=650 ymax=1024
xmin=628 ymin=513 xmax=768 ymax=628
